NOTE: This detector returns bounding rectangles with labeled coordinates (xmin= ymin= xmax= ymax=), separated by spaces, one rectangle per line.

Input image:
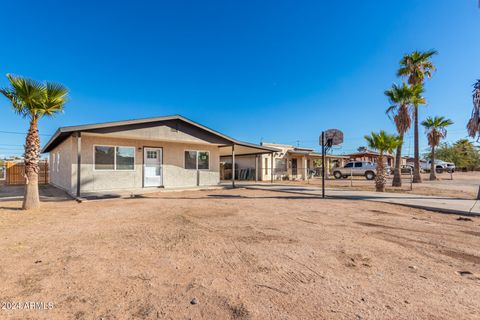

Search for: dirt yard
xmin=305 ymin=171 xmax=480 ymax=199
xmin=0 ymin=188 xmax=479 ymax=319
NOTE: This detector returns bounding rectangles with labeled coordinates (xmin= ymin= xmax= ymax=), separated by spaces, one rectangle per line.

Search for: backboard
xmin=320 ymin=129 xmax=344 ymax=147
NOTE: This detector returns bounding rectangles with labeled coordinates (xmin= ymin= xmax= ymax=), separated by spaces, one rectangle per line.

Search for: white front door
xmin=144 ymin=148 xmax=162 ymax=187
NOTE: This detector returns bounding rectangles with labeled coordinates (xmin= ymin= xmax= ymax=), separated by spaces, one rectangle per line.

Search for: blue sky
xmin=0 ymin=0 xmax=479 ymax=157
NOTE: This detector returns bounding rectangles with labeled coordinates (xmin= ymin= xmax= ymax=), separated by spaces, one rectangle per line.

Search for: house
xmin=41 ymin=115 xmax=278 ymax=197
xmin=220 ymin=142 xmax=349 ymax=181
xmin=344 ymin=149 xmax=397 ymax=167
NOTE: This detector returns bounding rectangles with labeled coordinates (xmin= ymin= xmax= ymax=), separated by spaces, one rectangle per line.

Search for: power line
xmin=0 ymin=130 xmax=52 ymax=136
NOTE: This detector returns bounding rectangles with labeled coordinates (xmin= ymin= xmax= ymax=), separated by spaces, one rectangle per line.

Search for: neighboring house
xmin=221 ymin=142 xmax=349 ymax=181
xmin=42 ymin=115 xmax=278 ymax=197
xmin=344 ymin=149 xmax=399 ymax=167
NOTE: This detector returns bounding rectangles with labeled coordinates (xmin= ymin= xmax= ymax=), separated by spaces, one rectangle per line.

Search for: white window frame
xmin=51 ymin=153 xmax=56 ymax=173
xmin=57 ymin=152 xmax=60 ymax=172
xmin=93 ymin=144 xmax=136 ymax=171
xmin=184 ymin=150 xmax=210 ymax=170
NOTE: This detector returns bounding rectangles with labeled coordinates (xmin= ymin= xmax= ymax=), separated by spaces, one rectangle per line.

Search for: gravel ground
xmin=302 ymin=172 xmax=480 ymax=199
xmin=0 ymin=188 xmax=479 ymax=319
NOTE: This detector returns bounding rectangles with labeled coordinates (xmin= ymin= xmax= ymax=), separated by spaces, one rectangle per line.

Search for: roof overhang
xmin=219 ymin=143 xmax=279 ymax=157
xmin=41 ymin=115 xmax=278 ymax=155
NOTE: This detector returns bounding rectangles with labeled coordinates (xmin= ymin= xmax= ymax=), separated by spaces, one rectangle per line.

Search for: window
xmin=52 ymin=154 xmax=56 ymax=172
xmin=275 ymin=159 xmax=287 ymax=173
xmin=57 ymin=153 xmax=60 ymax=172
xmin=184 ymin=151 xmax=209 ymax=170
xmin=116 ymin=147 xmax=135 ymax=170
xmin=198 ymin=152 xmax=209 ymax=169
xmin=354 ymin=162 xmax=362 ymax=168
xmin=184 ymin=151 xmax=197 ymax=169
xmin=95 ymin=146 xmax=115 ymax=170
xmin=345 ymin=162 xmax=353 ymax=168
xmin=265 ymin=158 xmax=268 ymax=174
xmin=146 ymin=151 xmax=157 ymax=159
xmin=94 ymin=146 xmax=135 ymax=170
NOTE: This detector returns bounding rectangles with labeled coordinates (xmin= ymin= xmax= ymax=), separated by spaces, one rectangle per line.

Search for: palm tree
xmin=422 ymin=116 xmax=453 ymax=180
xmin=385 ymin=83 xmax=424 ymax=187
xmin=467 ymin=80 xmax=480 ymax=139
xmin=398 ymin=49 xmax=437 ymax=183
xmin=364 ymin=131 xmax=402 ymax=192
xmin=0 ymin=74 xmax=68 ymax=210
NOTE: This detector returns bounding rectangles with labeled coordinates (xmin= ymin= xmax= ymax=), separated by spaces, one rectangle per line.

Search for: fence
xmin=0 ymin=165 xmax=5 ymax=180
xmin=5 ymin=160 xmax=49 ymax=185
xmin=220 ymin=165 xmax=330 ymax=181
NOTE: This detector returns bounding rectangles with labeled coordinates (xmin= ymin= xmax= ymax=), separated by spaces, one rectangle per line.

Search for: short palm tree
xmin=385 ymin=83 xmax=424 ymax=187
xmin=422 ymin=116 xmax=453 ymax=180
xmin=0 ymin=74 xmax=68 ymax=210
xmin=467 ymin=80 xmax=480 ymax=139
xmin=364 ymin=131 xmax=402 ymax=192
xmin=398 ymin=49 xmax=437 ymax=183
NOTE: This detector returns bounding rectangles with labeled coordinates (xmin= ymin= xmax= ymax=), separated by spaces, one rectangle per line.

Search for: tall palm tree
xmin=422 ymin=116 xmax=453 ymax=180
xmin=364 ymin=131 xmax=402 ymax=192
xmin=0 ymin=74 xmax=68 ymax=210
xmin=398 ymin=49 xmax=437 ymax=183
xmin=467 ymin=80 xmax=480 ymax=139
xmin=385 ymin=83 xmax=424 ymax=187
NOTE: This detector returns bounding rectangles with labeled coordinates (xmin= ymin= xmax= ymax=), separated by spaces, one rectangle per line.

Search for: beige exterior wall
xmin=49 ymin=136 xmax=74 ymax=193
xmin=77 ymin=135 xmax=220 ymax=193
xmin=49 ymin=132 xmax=221 ymax=195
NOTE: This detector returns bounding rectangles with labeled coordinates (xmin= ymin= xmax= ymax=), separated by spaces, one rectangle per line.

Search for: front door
xmin=292 ymin=158 xmax=298 ymax=176
xmin=144 ymin=148 xmax=162 ymax=187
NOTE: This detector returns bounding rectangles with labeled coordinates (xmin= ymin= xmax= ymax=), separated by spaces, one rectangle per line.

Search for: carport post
xmin=271 ymin=152 xmax=274 ymax=183
xmin=255 ymin=155 xmax=258 ymax=182
xmin=231 ymin=144 xmax=235 ymax=188
xmin=76 ymin=132 xmax=82 ymax=197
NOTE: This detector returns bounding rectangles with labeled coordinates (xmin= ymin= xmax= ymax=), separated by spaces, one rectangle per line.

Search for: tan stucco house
xmin=221 ymin=142 xmax=349 ymax=181
xmin=42 ymin=115 xmax=278 ymax=197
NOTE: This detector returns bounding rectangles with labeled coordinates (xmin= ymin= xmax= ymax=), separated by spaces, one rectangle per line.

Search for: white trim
xmin=183 ymin=149 xmax=210 ymax=170
xmin=52 ymin=153 xmax=56 ymax=173
xmin=57 ymin=152 xmax=60 ymax=172
xmin=93 ymin=144 xmax=136 ymax=171
xmin=143 ymin=147 xmax=163 ymax=187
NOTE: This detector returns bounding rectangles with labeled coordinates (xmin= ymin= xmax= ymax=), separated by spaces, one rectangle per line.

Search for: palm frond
xmin=467 ymin=79 xmax=480 ymax=139
xmin=397 ymin=50 xmax=437 ymax=85
xmin=1 ymin=74 xmax=69 ymax=119
xmin=422 ymin=116 xmax=453 ymax=147
xmin=38 ymin=82 xmax=69 ymax=117
xmin=384 ymin=82 xmax=417 ymax=134
xmin=364 ymin=131 xmax=401 ymax=154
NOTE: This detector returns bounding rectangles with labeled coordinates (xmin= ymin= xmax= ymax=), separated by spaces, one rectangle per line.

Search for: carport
xmin=219 ymin=142 xmax=280 ymax=187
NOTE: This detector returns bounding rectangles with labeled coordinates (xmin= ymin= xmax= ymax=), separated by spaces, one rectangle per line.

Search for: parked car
xmin=420 ymin=160 xmax=456 ymax=173
xmin=332 ymin=161 xmax=388 ymax=180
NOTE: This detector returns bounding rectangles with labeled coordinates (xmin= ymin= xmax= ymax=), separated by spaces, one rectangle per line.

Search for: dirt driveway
xmin=0 ymin=188 xmax=479 ymax=319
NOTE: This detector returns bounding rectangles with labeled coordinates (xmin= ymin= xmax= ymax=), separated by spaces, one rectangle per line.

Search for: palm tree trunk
xmin=413 ymin=106 xmax=422 ymax=183
xmin=375 ymin=153 xmax=386 ymax=192
xmin=392 ymin=133 xmax=403 ymax=187
xmin=22 ymin=117 xmax=41 ymax=210
xmin=429 ymin=146 xmax=436 ymax=180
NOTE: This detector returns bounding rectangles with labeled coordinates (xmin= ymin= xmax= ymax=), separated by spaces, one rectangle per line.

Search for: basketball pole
xmin=321 ymin=131 xmax=325 ymax=199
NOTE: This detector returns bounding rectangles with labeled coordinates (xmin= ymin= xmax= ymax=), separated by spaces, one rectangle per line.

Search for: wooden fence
xmin=5 ymin=161 xmax=49 ymax=185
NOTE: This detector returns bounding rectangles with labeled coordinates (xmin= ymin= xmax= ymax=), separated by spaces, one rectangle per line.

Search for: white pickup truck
xmin=419 ymin=160 xmax=455 ymax=173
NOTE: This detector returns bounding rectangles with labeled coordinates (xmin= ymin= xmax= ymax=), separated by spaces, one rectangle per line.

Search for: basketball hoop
xmin=320 ymin=129 xmax=344 ymax=150
xmin=319 ymin=129 xmax=344 ymax=199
